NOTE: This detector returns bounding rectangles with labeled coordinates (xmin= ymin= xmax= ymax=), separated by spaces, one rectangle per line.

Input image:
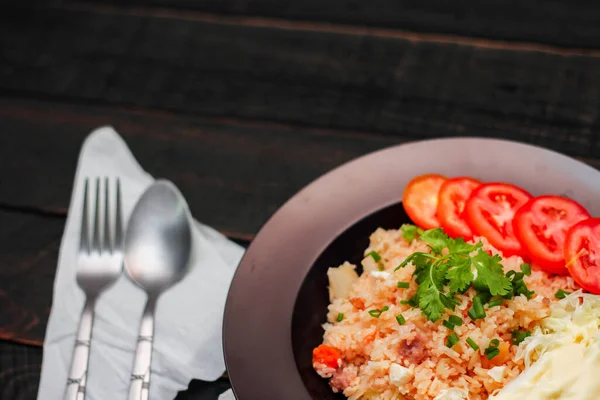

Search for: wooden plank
xmin=0 ymin=98 xmax=406 ymax=237
xmin=72 ymin=0 xmax=600 ymax=49
xmin=0 ymin=210 xmax=63 ymax=345
xmin=2 ymin=5 xmax=600 ymax=163
xmin=0 ymin=341 xmax=42 ymax=399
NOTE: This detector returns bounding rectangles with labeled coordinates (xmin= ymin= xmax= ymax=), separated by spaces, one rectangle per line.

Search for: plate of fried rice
xmin=223 ymin=137 xmax=600 ymax=400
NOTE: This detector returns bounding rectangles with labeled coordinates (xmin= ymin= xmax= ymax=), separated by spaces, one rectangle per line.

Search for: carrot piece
xmin=312 ymin=344 xmax=341 ymax=369
xmin=482 ymin=341 xmax=511 ymax=368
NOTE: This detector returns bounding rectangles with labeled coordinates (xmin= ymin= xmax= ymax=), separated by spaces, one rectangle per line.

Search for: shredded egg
xmin=491 ymin=290 xmax=600 ymax=400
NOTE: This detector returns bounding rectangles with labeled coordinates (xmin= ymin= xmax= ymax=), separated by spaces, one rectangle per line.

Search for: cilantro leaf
xmin=446 ymin=255 xmax=474 ymax=293
xmin=395 ymin=252 xmax=435 ymax=271
xmin=393 ymin=228 xmax=531 ymax=324
xmin=472 ymin=250 xmax=512 ymax=296
xmin=447 ymin=238 xmax=480 ymax=254
xmin=420 ymin=228 xmax=449 ymax=255
xmin=401 ymin=224 xmax=424 ymax=242
xmin=416 ymin=258 xmax=450 ymax=322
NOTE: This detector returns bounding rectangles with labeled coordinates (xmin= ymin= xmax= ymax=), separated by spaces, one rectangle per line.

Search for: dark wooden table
xmin=3 ymin=1 xmax=600 ymax=398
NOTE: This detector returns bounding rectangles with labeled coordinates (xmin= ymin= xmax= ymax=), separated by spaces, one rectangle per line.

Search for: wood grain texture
xmin=3 ymin=5 xmax=600 ymax=164
xmin=74 ymin=0 xmax=600 ymax=49
xmin=0 ymin=341 xmax=42 ymax=400
xmin=0 ymin=98 xmax=407 ymax=237
xmin=0 ymin=210 xmax=63 ymax=345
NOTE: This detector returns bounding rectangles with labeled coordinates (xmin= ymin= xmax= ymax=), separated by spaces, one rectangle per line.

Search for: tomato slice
xmin=514 ymin=196 xmax=590 ymax=275
xmin=565 ymin=218 xmax=600 ymax=294
xmin=464 ymin=183 xmax=532 ymax=257
xmin=437 ymin=177 xmax=481 ymax=239
xmin=402 ymin=174 xmax=447 ymax=229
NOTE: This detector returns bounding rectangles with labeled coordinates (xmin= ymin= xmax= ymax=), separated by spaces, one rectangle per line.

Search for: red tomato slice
xmin=437 ymin=177 xmax=481 ymax=239
xmin=565 ymin=218 xmax=600 ymax=294
xmin=403 ymin=174 xmax=447 ymax=229
xmin=514 ymin=196 xmax=590 ymax=275
xmin=464 ymin=183 xmax=532 ymax=257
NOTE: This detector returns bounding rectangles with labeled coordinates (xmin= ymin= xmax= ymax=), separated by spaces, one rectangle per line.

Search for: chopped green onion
xmin=446 ymin=333 xmax=459 ymax=348
xmin=484 ymin=339 xmax=501 ymax=360
xmin=513 ymin=272 xmax=525 ymax=281
xmin=511 ymin=330 xmax=531 ymax=345
xmin=396 ymin=314 xmax=406 ymax=325
xmin=468 ymin=295 xmax=486 ymax=320
xmin=555 ymin=289 xmax=571 ymax=299
xmin=368 ymin=306 xmax=389 ymax=318
xmin=475 ymin=292 xmax=492 ymax=305
xmin=488 ymin=298 xmax=504 ymax=308
xmin=485 ymin=347 xmax=500 ymax=360
xmin=336 ymin=313 xmax=344 ymax=322
xmin=448 ymin=315 xmax=463 ymax=326
xmin=508 ymin=269 xmax=535 ymax=300
xmin=401 ymin=295 xmax=419 ymax=307
xmin=367 ymin=251 xmax=382 ymax=262
xmin=397 ymin=281 xmax=410 ymax=289
xmin=443 ymin=320 xmax=455 ymax=330
xmin=466 ymin=337 xmax=479 ymax=351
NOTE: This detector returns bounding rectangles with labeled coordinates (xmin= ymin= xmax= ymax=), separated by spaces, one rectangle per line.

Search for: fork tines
xmin=79 ymin=177 xmax=123 ymax=254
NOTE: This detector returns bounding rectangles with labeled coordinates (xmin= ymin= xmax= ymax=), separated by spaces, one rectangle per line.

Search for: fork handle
xmin=65 ymin=298 xmax=96 ymax=400
xmin=128 ymin=298 xmax=156 ymax=400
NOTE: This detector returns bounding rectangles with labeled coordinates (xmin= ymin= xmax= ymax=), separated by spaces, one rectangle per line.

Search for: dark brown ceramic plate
xmin=223 ymin=137 xmax=600 ymax=400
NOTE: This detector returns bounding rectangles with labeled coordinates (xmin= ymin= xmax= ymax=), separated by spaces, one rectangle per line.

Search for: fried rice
xmin=314 ymin=227 xmax=579 ymax=400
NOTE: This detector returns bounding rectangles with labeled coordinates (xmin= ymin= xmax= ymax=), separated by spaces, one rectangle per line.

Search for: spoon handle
xmin=128 ymin=299 xmax=156 ymax=400
xmin=65 ymin=297 xmax=96 ymax=400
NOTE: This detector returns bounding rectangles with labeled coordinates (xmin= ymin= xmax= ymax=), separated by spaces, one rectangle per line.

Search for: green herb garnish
xmin=448 ymin=315 xmax=463 ymax=326
xmin=488 ymin=298 xmax=504 ymax=308
xmin=401 ymin=224 xmax=424 ymax=242
xmin=446 ymin=333 xmax=459 ymax=348
xmin=367 ymin=251 xmax=382 ymax=263
xmin=336 ymin=313 xmax=344 ymax=322
xmin=466 ymin=337 xmax=479 ymax=351
xmin=511 ymin=329 xmax=531 ymax=345
xmin=401 ymin=294 xmax=419 ymax=307
xmin=520 ymin=263 xmax=532 ymax=276
xmin=443 ymin=320 xmax=455 ymax=330
xmin=395 ymin=228 xmax=513 ymax=322
xmin=468 ymin=294 xmax=487 ymax=321
xmin=397 ymin=281 xmax=410 ymax=289
xmin=555 ymin=289 xmax=571 ymax=299
xmin=396 ymin=314 xmax=406 ymax=325
xmin=484 ymin=339 xmax=500 ymax=360
xmin=368 ymin=306 xmax=389 ymax=318
xmin=507 ymin=270 xmax=535 ymax=299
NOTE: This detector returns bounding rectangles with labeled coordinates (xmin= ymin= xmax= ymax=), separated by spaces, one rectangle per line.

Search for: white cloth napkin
xmin=218 ymin=389 xmax=236 ymax=400
xmin=37 ymin=127 xmax=245 ymax=400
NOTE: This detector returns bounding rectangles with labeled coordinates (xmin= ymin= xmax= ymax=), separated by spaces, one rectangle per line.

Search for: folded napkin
xmin=218 ymin=389 xmax=236 ymax=399
xmin=38 ymin=127 xmax=245 ymax=400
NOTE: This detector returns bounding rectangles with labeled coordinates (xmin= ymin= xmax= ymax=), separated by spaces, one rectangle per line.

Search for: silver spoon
xmin=124 ymin=180 xmax=194 ymax=400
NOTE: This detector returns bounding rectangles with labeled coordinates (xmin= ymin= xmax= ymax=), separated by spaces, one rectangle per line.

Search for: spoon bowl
xmin=124 ymin=180 xmax=192 ymax=294
xmin=123 ymin=179 xmax=194 ymax=400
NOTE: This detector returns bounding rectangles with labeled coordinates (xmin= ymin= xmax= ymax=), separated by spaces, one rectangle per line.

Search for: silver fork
xmin=65 ymin=178 xmax=124 ymax=400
